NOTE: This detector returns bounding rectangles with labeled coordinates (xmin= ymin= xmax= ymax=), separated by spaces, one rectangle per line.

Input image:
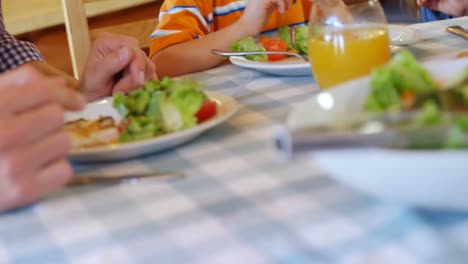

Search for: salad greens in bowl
xmin=285 ymin=51 xmax=468 ymax=210
xmin=363 ymin=50 xmax=468 ymax=149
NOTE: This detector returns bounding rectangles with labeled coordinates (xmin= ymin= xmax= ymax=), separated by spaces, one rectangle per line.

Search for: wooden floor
xmin=18 ymin=2 xmax=161 ymax=76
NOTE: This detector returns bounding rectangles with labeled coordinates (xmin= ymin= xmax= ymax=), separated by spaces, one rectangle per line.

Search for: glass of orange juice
xmin=308 ymin=0 xmax=391 ymax=89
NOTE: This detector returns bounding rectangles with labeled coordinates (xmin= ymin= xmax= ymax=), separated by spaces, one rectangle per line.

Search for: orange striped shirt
xmin=149 ymin=0 xmax=312 ymax=57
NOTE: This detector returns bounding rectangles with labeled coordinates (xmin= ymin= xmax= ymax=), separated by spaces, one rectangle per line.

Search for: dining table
xmin=1 ymin=17 xmax=468 ymax=264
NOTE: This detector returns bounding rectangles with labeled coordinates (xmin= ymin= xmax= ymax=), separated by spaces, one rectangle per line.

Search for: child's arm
xmin=152 ymin=0 xmax=295 ymax=78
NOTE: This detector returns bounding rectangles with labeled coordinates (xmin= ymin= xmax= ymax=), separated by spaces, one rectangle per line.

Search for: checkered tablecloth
xmin=1 ymin=17 xmax=468 ymax=264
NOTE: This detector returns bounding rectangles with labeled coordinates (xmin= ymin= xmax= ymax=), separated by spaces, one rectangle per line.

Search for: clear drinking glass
xmin=308 ymin=0 xmax=391 ymax=89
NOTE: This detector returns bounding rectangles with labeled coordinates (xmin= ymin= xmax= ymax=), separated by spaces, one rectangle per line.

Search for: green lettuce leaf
xmin=230 ymin=37 xmax=266 ymax=61
xmin=386 ymin=50 xmax=437 ymax=94
xmin=278 ymin=26 xmax=292 ymax=49
xmin=160 ymin=79 xmax=206 ymax=132
xmin=365 ymin=50 xmax=437 ymax=112
xmin=112 ymin=77 xmax=207 ymax=142
xmin=293 ymin=26 xmax=308 ymax=55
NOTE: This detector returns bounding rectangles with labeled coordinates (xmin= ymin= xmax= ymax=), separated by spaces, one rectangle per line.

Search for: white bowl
xmin=287 ymin=58 xmax=468 ymax=210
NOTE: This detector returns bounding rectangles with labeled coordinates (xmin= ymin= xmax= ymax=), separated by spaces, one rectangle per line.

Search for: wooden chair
xmin=61 ymin=0 xmax=158 ymax=79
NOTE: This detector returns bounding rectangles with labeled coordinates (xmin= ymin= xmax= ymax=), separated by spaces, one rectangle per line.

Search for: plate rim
xmin=388 ymin=24 xmax=422 ymax=46
xmin=67 ymin=91 xmax=240 ymax=157
xmin=229 ymin=55 xmax=310 ymax=70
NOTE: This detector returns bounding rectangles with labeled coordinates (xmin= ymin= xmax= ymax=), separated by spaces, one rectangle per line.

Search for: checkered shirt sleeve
xmin=0 ymin=7 xmax=44 ymax=72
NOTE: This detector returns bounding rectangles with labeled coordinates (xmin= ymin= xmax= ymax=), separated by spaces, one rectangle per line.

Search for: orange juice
xmin=308 ymin=25 xmax=391 ymax=89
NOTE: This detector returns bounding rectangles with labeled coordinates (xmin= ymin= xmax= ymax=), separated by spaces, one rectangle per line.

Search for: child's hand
xmin=236 ymin=0 xmax=295 ymax=37
xmin=416 ymin=0 xmax=467 ymax=16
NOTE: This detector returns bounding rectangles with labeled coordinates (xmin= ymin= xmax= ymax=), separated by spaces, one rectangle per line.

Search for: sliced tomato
xmin=263 ymin=38 xmax=287 ymax=61
xmin=196 ymin=99 xmax=217 ymax=123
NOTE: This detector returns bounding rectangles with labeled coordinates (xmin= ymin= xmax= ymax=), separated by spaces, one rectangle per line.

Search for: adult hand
xmin=237 ymin=0 xmax=295 ymax=37
xmin=80 ymin=32 xmax=157 ymax=102
xmin=0 ymin=64 xmax=86 ymax=212
xmin=416 ymin=0 xmax=468 ymax=16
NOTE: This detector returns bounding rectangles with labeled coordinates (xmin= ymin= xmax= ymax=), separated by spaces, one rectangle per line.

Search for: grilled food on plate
xmin=65 ymin=117 xmax=119 ymax=148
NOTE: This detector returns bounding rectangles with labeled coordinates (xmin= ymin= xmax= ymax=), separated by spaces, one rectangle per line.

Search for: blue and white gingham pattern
xmin=0 ymin=8 xmax=44 ymax=72
xmin=1 ymin=17 xmax=468 ymax=264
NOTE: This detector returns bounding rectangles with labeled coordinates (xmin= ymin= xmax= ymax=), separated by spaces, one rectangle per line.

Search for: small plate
xmin=389 ymin=24 xmax=422 ymax=46
xmin=229 ymin=56 xmax=312 ymax=76
xmin=66 ymin=92 xmax=239 ymax=162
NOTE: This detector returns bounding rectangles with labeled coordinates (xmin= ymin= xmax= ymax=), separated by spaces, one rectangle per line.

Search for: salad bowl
xmin=285 ymin=57 xmax=468 ymax=210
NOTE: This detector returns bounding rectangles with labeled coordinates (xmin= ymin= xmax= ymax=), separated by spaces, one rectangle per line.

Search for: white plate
xmin=229 ymin=56 xmax=312 ymax=76
xmin=287 ymin=58 xmax=468 ymax=210
xmin=66 ymin=92 xmax=239 ymax=162
xmin=389 ymin=24 xmax=422 ymax=46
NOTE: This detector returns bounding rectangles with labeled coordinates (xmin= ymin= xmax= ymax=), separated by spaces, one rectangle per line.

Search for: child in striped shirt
xmin=150 ymin=0 xmax=312 ymax=77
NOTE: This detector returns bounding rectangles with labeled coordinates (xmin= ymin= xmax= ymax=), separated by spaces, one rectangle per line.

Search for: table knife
xmin=68 ymin=171 xmax=185 ymax=186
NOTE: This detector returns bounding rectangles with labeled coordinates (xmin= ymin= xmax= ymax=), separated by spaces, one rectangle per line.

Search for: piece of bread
xmin=456 ymin=51 xmax=468 ymax=58
xmin=65 ymin=116 xmax=119 ymax=149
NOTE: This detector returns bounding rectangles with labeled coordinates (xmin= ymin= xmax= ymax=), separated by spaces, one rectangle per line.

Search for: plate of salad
xmin=229 ymin=25 xmax=312 ymax=76
xmin=286 ymin=50 xmax=468 ymax=210
xmin=65 ymin=78 xmax=239 ymax=162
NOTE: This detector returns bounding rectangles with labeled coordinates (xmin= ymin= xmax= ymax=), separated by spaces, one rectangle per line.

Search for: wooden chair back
xmin=61 ymin=0 xmax=158 ymax=79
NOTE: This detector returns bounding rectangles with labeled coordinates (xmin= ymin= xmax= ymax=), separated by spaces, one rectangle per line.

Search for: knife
xmin=68 ymin=171 xmax=185 ymax=186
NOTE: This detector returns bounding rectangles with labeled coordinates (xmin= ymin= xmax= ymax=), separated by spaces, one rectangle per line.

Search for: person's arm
xmin=24 ymin=33 xmax=157 ymax=102
xmin=0 ymin=7 xmax=156 ymax=212
xmin=151 ymin=0 xmax=295 ymax=78
xmin=0 ymin=7 xmax=156 ymax=102
xmin=0 ymin=32 xmax=157 ymax=211
xmin=416 ymin=0 xmax=468 ymax=17
xmin=151 ymin=22 xmax=249 ymax=78
xmin=0 ymin=9 xmax=44 ymax=72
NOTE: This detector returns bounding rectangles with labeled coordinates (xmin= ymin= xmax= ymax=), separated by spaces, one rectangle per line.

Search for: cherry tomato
xmin=263 ymin=38 xmax=287 ymax=61
xmin=259 ymin=35 xmax=270 ymax=45
xmin=401 ymin=90 xmax=415 ymax=109
xmin=117 ymin=119 xmax=130 ymax=133
xmin=196 ymin=99 xmax=217 ymax=123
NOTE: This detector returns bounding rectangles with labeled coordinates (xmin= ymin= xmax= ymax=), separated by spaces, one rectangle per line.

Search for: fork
xmin=211 ymin=49 xmax=309 ymax=62
xmin=446 ymin=25 xmax=468 ymax=40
